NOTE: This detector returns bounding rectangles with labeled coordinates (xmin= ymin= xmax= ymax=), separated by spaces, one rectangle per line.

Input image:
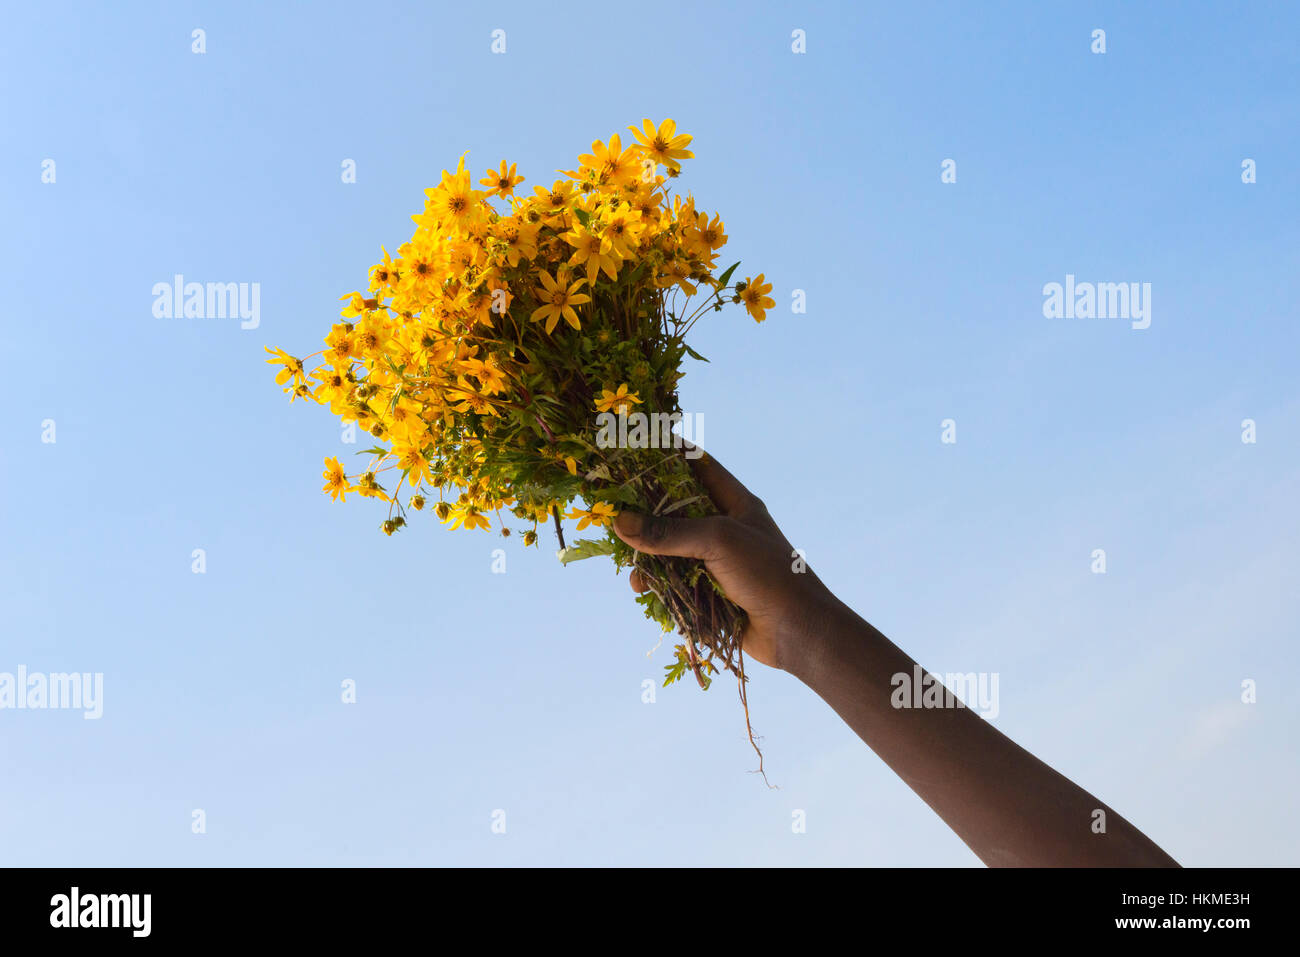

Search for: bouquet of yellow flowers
xmin=268 ymin=119 xmax=774 ymax=744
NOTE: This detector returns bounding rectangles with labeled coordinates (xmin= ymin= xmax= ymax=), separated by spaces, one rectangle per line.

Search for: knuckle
xmin=708 ymin=516 xmax=745 ymax=552
xmin=642 ymin=514 xmax=675 ymax=545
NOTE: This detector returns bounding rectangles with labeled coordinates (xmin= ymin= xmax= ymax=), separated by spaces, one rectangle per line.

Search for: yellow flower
xmin=656 ymin=258 xmax=697 ymax=296
xmin=395 ymin=444 xmax=432 ymax=487
xmin=594 ymin=384 xmax=642 ymax=415
xmin=445 ymin=503 xmax=491 ymax=531
xmin=369 ymin=247 xmax=399 ymax=292
xmin=567 ymin=502 xmax=618 ymax=531
xmin=599 ymin=204 xmax=642 ymax=260
xmin=530 ymin=270 xmax=590 ymax=334
xmin=324 ymin=323 xmax=356 ymax=364
xmin=459 ymin=356 xmax=508 ymax=395
xmin=322 ymin=457 xmax=348 ymax=501
xmin=479 ymin=160 xmax=523 ymax=197
xmin=496 ymin=220 xmax=538 ymax=267
xmin=310 ymin=365 xmax=351 ymax=405
xmin=448 ymin=389 xmax=501 ymax=417
xmin=400 ymin=245 xmax=443 ymax=292
xmin=628 ymin=118 xmax=694 ymax=172
xmin=532 ymin=180 xmax=575 ymax=215
xmin=691 ymin=212 xmax=727 ymax=263
xmin=740 ymin=274 xmax=775 ymax=323
xmin=264 ymin=347 xmax=305 ymax=389
xmin=353 ymin=313 xmax=391 ymax=355
xmin=338 ymin=291 xmax=368 ymax=318
xmin=562 ymin=223 xmax=620 ymax=284
xmin=421 ymin=156 xmax=484 ymax=232
xmin=577 ymin=134 xmax=636 ymax=188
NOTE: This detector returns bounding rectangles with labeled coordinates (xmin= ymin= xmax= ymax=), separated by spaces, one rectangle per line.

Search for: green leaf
xmin=683 ymin=343 xmax=710 ymax=363
xmin=636 ymin=592 xmax=673 ymax=632
xmin=663 ymin=655 xmax=688 ymax=687
xmin=354 ymin=446 xmax=389 ymax=456
xmin=600 ymin=485 xmax=645 ymax=507
xmin=715 ymin=261 xmax=740 ymax=290
xmin=574 ymin=207 xmax=591 ymax=227
xmin=556 ymin=538 xmax=616 ymax=565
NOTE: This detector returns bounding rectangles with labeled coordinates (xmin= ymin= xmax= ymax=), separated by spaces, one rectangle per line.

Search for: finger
xmin=629 ymin=569 xmax=649 ymax=593
xmin=613 ymin=511 xmax=738 ymax=561
xmin=681 ymin=443 xmax=759 ymax=517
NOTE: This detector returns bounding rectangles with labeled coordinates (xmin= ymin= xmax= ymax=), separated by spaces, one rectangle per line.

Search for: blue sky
xmin=2 ymin=0 xmax=1296 ymax=865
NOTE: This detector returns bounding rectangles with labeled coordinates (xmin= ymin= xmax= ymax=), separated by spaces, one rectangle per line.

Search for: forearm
xmin=788 ymin=599 xmax=1180 ymax=867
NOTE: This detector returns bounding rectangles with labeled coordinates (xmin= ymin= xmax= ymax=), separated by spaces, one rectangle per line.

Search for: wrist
xmin=779 ymin=592 xmax=862 ymax=681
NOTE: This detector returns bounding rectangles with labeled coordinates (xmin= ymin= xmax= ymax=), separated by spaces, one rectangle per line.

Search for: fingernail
xmin=615 ymin=511 xmax=644 ymax=537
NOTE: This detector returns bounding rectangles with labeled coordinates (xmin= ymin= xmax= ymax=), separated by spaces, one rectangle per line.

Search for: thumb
xmin=613 ymin=511 xmax=737 ymax=562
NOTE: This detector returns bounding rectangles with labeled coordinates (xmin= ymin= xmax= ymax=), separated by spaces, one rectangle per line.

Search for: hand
xmin=612 ymin=447 xmax=843 ymax=672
